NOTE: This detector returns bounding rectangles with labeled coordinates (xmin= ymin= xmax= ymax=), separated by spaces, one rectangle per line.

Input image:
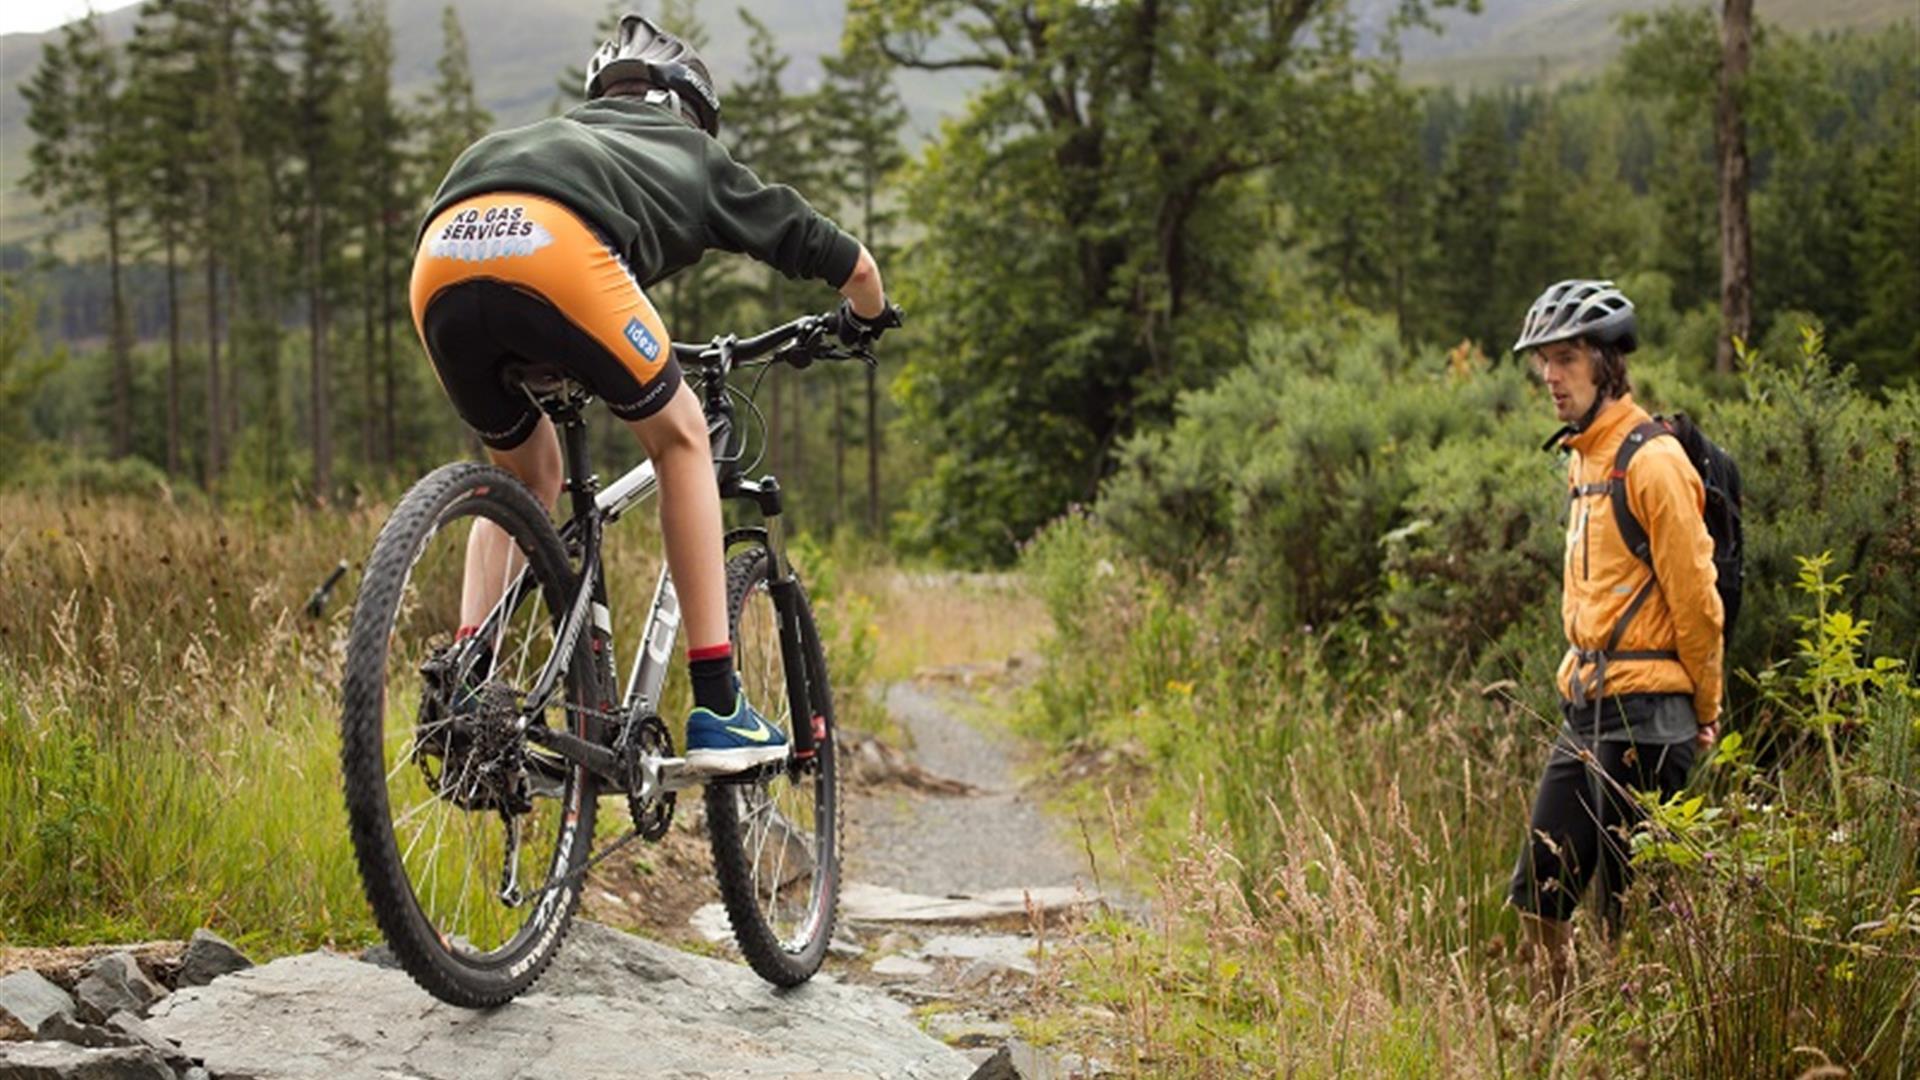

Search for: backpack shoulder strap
xmin=1609 ymin=419 xmax=1672 ymax=566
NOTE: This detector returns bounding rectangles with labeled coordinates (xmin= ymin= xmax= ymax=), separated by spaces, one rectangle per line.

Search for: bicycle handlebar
xmin=671 ymin=303 xmax=904 ymax=373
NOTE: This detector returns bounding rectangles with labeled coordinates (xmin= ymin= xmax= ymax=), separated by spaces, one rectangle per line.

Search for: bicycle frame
xmin=455 ymin=325 xmax=824 ymax=801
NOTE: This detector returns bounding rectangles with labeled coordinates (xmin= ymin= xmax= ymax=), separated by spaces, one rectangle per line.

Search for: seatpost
xmin=557 ymin=404 xmax=598 ymax=519
xmin=550 ymin=397 xmax=617 ymax=734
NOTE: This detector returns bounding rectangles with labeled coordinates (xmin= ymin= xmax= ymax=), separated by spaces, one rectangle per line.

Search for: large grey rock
xmin=0 ymin=969 xmax=76 ymax=1038
xmin=0 ymin=1040 xmax=176 ymax=1079
xmin=73 ymin=954 xmax=167 ymax=1023
xmin=175 ymin=929 xmax=252 ymax=988
xmin=148 ymin=921 xmax=974 ymax=1079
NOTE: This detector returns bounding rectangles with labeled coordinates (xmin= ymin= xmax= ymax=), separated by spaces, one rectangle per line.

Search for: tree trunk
xmin=768 ymin=274 xmax=784 ymax=475
xmin=205 ymin=243 xmax=223 ymax=487
xmin=1715 ymin=0 xmax=1754 ymax=374
xmin=310 ymin=200 xmax=332 ymax=500
xmin=865 ymin=365 xmax=880 ymax=536
xmin=224 ymin=263 xmax=240 ymax=447
xmin=832 ymin=370 xmax=844 ymax=528
xmin=105 ymin=196 xmax=132 ymax=459
xmin=382 ymin=206 xmax=397 ymax=468
xmin=362 ymin=207 xmax=378 ymax=468
xmin=861 ymin=176 xmax=881 ymax=537
xmin=164 ymin=224 xmax=182 ymax=478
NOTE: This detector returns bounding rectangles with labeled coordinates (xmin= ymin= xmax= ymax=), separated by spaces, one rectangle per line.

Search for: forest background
xmin=2 ymin=0 xmax=1917 ymax=1074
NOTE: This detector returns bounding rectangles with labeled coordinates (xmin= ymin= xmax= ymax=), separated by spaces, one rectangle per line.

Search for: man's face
xmin=1533 ymin=339 xmax=1599 ymax=423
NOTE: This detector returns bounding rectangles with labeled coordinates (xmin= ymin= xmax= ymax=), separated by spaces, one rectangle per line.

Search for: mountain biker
xmin=408 ymin=14 xmax=896 ymax=775
xmin=1506 ymin=280 xmax=1724 ymax=1001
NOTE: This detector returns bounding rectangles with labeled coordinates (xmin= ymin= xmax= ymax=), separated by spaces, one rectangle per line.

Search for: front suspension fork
xmin=768 ymin=575 xmax=823 ymax=761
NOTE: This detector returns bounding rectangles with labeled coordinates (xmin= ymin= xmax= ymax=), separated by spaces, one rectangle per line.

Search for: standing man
xmin=409 ymin=15 xmax=898 ymax=775
xmin=1506 ymin=280 xmax=1724 ymax=1000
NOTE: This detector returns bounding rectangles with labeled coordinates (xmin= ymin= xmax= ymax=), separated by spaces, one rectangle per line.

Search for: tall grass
xmin=0 ymin=493 xmax=385 ymax=952
xmin=1024 ymin=515 xmax=1920 ymax=1077
xmin=0 ymin=489 xmax=954 ymax=955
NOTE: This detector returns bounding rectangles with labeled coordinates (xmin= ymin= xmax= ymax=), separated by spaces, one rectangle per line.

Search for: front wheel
xmin=705 ymin=547 xmax=842 ymax=986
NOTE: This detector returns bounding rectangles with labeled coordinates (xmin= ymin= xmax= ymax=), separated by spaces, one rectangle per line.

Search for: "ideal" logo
xmin=623 ymin=317 xmax=662 ymax=362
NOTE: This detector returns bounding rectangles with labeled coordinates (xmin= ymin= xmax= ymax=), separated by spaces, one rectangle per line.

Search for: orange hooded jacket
xmin=1555 ymin=395 xmax=1724 ymax=726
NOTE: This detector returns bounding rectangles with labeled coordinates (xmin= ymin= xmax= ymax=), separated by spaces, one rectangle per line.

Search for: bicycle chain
xmin=499 ymin=700 xmax=673 ymax=905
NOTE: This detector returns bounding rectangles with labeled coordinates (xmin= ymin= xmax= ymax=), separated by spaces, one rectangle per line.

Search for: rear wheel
xmin=340 ymin=462 xmax=598 ymax=1007
xmin=705 ymin=546 xmax=841 ymax=986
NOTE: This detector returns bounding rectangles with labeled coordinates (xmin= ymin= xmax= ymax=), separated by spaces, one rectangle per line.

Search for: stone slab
xmin=916 ymin=935 xmax=1039 ymax=975
xmin=870 ymin=955 xmax=935 ymax=978
xmin=841 ymin=883 xmax=1099 ymax=926
xmin=148 ymin=921 xmax=973 ymax=1080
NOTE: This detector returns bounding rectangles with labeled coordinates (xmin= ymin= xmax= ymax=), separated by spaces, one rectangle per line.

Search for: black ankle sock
xmin=690 ymin=651 xmax=736 ymax=714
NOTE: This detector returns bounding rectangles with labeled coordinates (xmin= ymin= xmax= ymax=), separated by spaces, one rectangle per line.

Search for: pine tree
xmin=23 ymin=14 xmax=136 ymax=459
xmin=260 ymin=0 xmax=350 ymax=498
xmin=1425 ymin=95 xmax=1511 ymax=354
xmin=133 ymin=0 xmax=247 ymax=486
xmin=1499 ymin=101 xmax=1585 ymax=328
xmin=727 ymin=9 xmax=823 ymax=479
xmin=1840 ymin=121 xmax=1920 ymax=388
xmin=193 ymin=0 xmax=250 ymax=486
xmin=1296 ymin=81 xmax=1431 ymax=342
xmin=418 ymin=5 xmax=492 ymax=184
xmin=346 ymin=0 xmax=408 ymax=467
xmin=816 ymin=41 xmax=908 ymax=533
xmin=127 ymin=6 xmax=199 ymax=477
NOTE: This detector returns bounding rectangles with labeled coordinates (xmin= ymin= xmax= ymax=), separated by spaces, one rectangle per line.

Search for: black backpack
xmin=1609 ymin=413 xmax=1745 ymax=643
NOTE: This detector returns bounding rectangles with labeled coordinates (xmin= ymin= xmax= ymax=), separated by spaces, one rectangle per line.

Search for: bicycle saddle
xmin=501 ymin=361 xmax=584 ymax=401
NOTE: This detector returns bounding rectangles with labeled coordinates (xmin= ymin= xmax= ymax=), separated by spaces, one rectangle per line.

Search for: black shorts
xmin=1509 ymin=719 xmax=1696 ymax=929
xmin=409 ymin=192 xmax=682 ymax=450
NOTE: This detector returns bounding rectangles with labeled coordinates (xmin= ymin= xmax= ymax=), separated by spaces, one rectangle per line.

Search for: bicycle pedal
xmin=701 ymin=760 xmax=788 ymax=786
xmin=652 ymin=756 xmax=703 ymax=792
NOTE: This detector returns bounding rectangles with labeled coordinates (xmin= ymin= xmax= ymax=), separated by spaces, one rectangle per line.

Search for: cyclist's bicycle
xmin=339 ymin=309 xmax=893 ymax=1006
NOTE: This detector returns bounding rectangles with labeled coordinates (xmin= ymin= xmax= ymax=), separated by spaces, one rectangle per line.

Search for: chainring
xmin=625 ymin=713 xmax=676 ymax=841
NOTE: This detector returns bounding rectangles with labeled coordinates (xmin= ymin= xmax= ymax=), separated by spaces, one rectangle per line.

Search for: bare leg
xmin=460 ymin=416 xmax=563 ymax=631
xmin=626 ymin=383 xmax=727 ymax=651
xmin=1519 ymin=913 xmax=1575 ymax=1006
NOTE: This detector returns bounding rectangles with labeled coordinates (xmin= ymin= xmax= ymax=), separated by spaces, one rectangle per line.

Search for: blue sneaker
xmin=684 ymin=689 xmax=789 ymax=775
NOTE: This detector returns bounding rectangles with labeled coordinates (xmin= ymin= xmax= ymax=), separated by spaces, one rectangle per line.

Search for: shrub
xmin=1098 ymin=315 xmax=1536 ymax=638
xmin=1714 ymin=330 xmax=1920 ymax=680
xmin=1623 ymin=555 xmax=1920 ymax=1076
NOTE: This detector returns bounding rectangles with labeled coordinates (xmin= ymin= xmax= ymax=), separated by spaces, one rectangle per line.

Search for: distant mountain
xmin=1389 ymin=0 xmax=1913 ymax=88
xmin=3 ymin=0 xmax=1909 ymax=247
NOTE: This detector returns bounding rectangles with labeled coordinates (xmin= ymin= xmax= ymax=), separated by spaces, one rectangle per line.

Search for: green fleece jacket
xmin=421 ymin=96 xmax=861 ymax=290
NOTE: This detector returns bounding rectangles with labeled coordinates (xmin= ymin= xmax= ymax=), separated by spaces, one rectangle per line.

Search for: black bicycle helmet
xmin=1512 ymin=279 xmax=1639 ymax=355
xmin=583 ymin=14 xmax=721 ymax=137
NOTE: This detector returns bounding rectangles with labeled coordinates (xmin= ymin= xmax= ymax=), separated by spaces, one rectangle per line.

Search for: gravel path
xmin=845 ymin=681 xmax=1098 ymax=898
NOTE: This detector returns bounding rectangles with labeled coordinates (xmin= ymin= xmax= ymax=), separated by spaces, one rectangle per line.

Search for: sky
xmin=1 ymin=0 xmax=142 ymax=37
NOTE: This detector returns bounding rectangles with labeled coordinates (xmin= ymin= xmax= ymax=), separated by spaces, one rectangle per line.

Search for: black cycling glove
xmin=831 ymin=299 xmax=903 ymax=348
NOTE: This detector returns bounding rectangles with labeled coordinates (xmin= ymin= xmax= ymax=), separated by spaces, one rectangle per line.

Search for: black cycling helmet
xmin=1512 ymin=279 xmax=1638 ymax=356
xmin=584 ymin=14 xmax=721 ymax=138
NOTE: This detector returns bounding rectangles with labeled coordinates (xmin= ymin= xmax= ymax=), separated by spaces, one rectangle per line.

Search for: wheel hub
xmin=415 ymin=653 xmax=534 ymax=815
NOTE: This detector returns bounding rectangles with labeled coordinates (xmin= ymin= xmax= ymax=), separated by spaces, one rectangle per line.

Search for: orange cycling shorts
xmin=409 ymin=192 xmax=679 ymax=449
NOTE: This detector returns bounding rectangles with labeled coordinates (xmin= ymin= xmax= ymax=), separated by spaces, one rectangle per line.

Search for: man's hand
xmin=1696 ymin=723 xmax=1717 ymax=751
xmin=831 ymin=298 xmax=903 ymax=349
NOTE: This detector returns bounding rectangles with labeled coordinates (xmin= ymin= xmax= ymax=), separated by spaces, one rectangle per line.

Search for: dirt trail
xmin=847 ymin=679 xmax=1098 ymax=898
